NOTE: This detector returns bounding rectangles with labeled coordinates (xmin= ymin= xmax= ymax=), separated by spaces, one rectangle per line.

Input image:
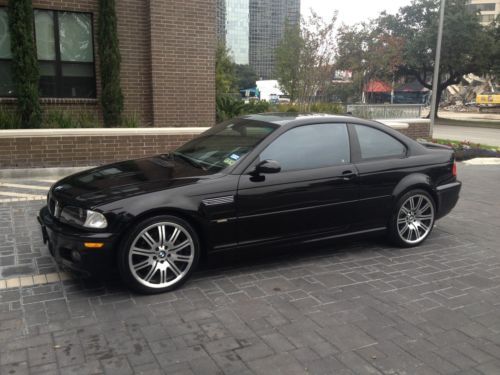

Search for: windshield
xmin=174 ymin=120 xmax=278 ymax=173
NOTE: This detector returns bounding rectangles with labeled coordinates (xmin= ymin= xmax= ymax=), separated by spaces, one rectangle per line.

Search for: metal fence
xmin=346 ymin=104 xmax=424 ymax=119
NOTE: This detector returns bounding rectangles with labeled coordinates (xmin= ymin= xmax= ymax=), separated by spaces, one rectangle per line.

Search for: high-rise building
xmin=217 ymin=0 xmax=301 ymax=80
xmin=467 ymin=0 xmax=500 ymax=25
xmin=250 ymin=0 xmax=301 ymax=79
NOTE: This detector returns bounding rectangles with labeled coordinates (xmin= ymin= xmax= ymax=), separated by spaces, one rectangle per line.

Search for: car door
xmin=236 ymin=123 xmax=359 ymax=247
xmin=349 ymin=123 xmax=409 ymax=230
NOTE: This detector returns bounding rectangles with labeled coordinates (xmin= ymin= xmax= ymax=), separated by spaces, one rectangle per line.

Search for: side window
xmin=354 ymin=125 xmax=406 ymax=160
xmin=259 ymin=123 xmax=350 ymax=172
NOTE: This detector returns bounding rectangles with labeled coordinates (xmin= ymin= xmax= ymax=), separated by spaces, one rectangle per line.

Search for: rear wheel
xmin=118 ymin=215 xmax=200 ymax=294
xmin=389 ymin=189 xmax=435 ymax=247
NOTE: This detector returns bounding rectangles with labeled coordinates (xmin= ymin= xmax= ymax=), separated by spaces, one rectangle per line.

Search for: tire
xmin=118 ymin=215 xmax=200 ymax=294
xmin=388 ymin=189 xmax=436 ymax=248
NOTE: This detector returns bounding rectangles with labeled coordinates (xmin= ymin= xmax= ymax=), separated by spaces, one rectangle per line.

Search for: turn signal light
xmin=84 ymin=242 xmax=104 ymax=248
xmin=452 ymin=162 xmax=457 ymax=177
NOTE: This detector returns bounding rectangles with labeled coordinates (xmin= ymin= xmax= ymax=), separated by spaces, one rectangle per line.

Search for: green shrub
xmin=8 ymin=0 xmax=42 ymax=128
xmin=309 ymin=102 xmax=344 ymax=114
xmin=122 ymin=113 xmax=140 ymax=128
xmin=0 ymin=108 xmax=21 ymax=129
xmin=42 ymin=111 xmax=98 ymax=128
xmin=98 ymin=0 xmax=124 ymax=127
xmin=216 ymin=94 xmax=247 ymax=122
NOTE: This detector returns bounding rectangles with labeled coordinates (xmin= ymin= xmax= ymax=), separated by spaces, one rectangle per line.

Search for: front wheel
xmin=388 ymin=189 xmax=435 ymax=247
xmin=118 ymin=215 xmax=200 ymax=294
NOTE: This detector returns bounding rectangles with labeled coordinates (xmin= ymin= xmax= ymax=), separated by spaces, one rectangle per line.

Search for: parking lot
xmin=0 ymin=164 xmax=499 ymax=375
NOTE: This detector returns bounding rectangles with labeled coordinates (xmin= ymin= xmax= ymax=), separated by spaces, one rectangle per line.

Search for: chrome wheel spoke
xmin=131 ymin=247 xmax=154 ymax=257
xmin=172 ymin=240 xmax=190 ymax=252
xmin=418 ymin=202 xmax=431 ymax=214
xmin=166 ymin=260 xmax=181 ymax=276
xmin=133 ymin=259 xmax=151 ymax=272
xmin=129 ymin=221 xmax=195 ymax=289
xmin=418 ymin=221 xmax=430 ymax=232
xmin=416 ymin=213 xmax=433 ymax=221
xmin=171 ymin=253 xmax=191 ymax=263
xmin=168 ymin=228 xmax=181 ymax=246
xmin=142 ymin=232 xmax=156 ymax=249
xmin=144 ymin=262 xmax=159 ymax=282
xmin=159 ymin=268 xmax=168 ymax=284
xmin=158 ymin=225 xmax=167 ymax=246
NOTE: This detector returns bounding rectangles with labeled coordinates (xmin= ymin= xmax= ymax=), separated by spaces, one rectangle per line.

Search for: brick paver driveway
xmin=0 ymin=164 xmax=499 ymax=374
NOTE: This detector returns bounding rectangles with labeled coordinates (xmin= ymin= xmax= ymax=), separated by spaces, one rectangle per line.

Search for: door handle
xmin=341 ymin=170 xmax=357 ymax=181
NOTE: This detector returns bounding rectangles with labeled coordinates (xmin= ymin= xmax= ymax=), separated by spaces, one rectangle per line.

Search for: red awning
xmin=364 ymin=80 xmax=392 ymax=93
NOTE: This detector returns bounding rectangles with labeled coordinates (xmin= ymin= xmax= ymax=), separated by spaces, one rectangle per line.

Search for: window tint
xmin=260 ymin=123 xmax=350 ymax=172
xmin=354 ymin=125 xmax=406 ymax=160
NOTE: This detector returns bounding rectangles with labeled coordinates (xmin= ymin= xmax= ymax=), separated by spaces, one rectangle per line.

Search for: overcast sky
xmin=301 ymin=0 xmax=413 ymax=26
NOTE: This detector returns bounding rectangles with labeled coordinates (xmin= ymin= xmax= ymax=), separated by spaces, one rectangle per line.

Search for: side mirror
xmin=250 ymin=160 xmax=281 ymax=175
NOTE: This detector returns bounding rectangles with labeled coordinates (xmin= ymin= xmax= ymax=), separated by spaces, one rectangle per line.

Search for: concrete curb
xmin=0 ymin=166 xmax=94 ymax=179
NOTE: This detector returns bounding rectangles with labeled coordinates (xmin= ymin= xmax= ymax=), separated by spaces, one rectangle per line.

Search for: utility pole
xmin=429 ymin=0 xmax=446 ymax=137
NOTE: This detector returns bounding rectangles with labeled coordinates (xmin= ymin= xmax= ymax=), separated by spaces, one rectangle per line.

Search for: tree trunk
xmin=433 ymin=86 xmax=443 ymax=119
xmin=426 ymin=85 xmax=443 ymax=119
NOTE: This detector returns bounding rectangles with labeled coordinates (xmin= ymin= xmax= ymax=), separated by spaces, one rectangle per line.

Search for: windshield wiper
xmin=172 ymin=152 xmax=206 ymax=170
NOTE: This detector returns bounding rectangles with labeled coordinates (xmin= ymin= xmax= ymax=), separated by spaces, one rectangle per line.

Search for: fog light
xmin=84 ymin=242 xmax=104 ymax=249
xmin=71 ymin=250 xmax=82 ymax=262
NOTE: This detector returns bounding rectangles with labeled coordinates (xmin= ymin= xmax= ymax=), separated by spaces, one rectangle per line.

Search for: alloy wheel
xmin=128 ymin=222 xmax=195 ymax=288
xmin=396 ymin=194 xmax=434 ymax=244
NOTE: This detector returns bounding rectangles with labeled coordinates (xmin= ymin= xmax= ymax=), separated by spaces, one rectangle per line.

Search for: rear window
xmin=354 ymin=125 xmax=406 ymax=160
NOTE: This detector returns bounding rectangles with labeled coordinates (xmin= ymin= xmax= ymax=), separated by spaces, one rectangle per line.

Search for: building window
xmin=468 ymin=3 xmax=496 ymax=12
xmin=35 ymin=10 xmax=96 ymax=98
xmin=479 ymin=14 xmax=496 ymax=23
xmin=0 ymin=8 xmax=15 ymax=96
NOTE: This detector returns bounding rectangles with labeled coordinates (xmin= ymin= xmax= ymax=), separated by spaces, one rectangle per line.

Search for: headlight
xmin=60 ymin=206 xmax=108 ymax=229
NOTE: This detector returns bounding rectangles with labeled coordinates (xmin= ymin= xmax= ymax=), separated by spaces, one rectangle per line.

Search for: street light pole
xmin=429 ymin=0 xmax=446 ymax=138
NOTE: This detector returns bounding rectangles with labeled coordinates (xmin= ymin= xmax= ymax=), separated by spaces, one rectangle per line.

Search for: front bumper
xmin=38 ymin=206 xmax=118 ymax=275
xmin=435 ymin=181 xmax=462 ymax=220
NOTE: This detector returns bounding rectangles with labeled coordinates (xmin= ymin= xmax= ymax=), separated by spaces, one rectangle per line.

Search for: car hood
xmin=50 ymin=155 xmax=213 ymax=206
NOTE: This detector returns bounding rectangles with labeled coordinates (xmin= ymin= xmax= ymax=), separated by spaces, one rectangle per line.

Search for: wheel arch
xmin=391 ymin=173 xmax=439 ymax=212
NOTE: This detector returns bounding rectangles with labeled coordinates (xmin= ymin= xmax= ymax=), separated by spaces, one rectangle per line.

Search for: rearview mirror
xmin=250 ymin=160 xmax=281 ymax=175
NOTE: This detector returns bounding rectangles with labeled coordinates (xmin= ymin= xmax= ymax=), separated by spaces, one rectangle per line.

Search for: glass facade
xmin=249 ymin=0 xmax=300 ymax=79
xmin=217 ymin=0 xmax=300 ymax=79
xmin=225 ymin=0 xmax=250 ymax=65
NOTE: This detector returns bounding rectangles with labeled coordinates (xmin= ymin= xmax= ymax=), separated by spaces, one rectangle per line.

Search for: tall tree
xmin=98 ymin=0 xmax=124 ymax=127
xmin=377 ymin=0 xmax=494 ymax=117
xmin=234 ymin=64 xmax=258 ymax=90
xmin=336 ymin=22 xmax=405 ymax=103
xmin=275 ymin=12 xmax=337 ymax=110
xmin=488 ymin=18 xmax=500 ymax=81
xmin=215 ymin=42 xmax=237 ymax=96
xmin=8 ymin=0 xmax=42 ymax=128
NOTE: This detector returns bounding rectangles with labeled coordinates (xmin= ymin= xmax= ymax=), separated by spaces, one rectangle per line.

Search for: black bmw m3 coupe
xmin=38 ymin=114 xmax=461 ymax=293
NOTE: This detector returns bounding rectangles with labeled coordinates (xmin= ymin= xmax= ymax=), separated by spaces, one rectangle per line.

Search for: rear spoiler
xmin=417 ymin=139 xmax=453 ymax=150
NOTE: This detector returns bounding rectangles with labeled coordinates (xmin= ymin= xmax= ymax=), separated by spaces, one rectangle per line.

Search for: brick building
xmin=0 ymin=0 xmax=216 ymax=127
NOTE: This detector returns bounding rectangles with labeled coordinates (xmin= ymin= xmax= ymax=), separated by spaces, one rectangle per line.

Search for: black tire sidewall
xmin=118 ymin=215 xmax=200 ymax=294
xmin=389 ymin=189 xmax=436 ymax=248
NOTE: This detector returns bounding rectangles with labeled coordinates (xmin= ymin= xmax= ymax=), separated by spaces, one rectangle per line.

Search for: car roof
xmin=239 ymin=113 xmax=357 ymax=126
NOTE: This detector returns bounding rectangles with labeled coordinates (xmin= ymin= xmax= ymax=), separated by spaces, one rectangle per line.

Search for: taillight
xmin=452 ymin=162 xmax=457 ymax=177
